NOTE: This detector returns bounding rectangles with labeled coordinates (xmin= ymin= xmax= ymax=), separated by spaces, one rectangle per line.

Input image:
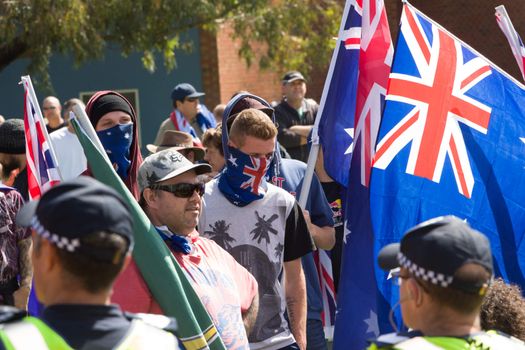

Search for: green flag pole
xmin=70 ymin=114 xmax=226 ymax=350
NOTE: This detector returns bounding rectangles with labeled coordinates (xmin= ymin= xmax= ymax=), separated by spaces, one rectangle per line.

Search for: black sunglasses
xmin=150 ymin=183 xmax=205 ymax=198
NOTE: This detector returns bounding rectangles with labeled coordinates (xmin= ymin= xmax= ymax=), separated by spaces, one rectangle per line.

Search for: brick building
xmin=200 ymin=0 xmax=525 ymax=108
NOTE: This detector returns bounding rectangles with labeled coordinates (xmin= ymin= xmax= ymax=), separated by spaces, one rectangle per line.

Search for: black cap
xmin=171 ymin=83 xmax=205 ymax=102
xmin=282 ymin=71 xmax=306 ymax=84
xmin=378 ymin=216 xmax=493 ymax=294
xmin=16 ymin=177 xmax=133 ymax=261
xmin=0 ymin=119 xmax=25 ymax=154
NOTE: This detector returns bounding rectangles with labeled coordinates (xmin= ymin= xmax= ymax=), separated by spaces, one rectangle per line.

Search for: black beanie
xmin=88 ymin=94 xmax=133 ymax=127
xmin=0 ymin=119 xmax=25 ymax=154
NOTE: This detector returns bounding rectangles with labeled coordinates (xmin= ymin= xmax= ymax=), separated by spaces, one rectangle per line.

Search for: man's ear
xmin=408 ymin=279 xmax=424 ymax=307
xmin=142 ymin=188 xmax=159 ymax=209
xmin=228 ymin=139 xmax=237 ymax=148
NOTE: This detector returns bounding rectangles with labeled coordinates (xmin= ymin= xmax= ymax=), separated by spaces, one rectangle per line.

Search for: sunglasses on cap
xmin=185 ymin=97 xmax=198 ymax=102
xmin=150 ymin=183 xmax=205 ymax=198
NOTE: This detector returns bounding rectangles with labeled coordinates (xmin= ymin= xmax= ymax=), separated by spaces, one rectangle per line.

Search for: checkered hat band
xmin=397 ymin=252 xmax=454 ymax=287
xmin=31 ymin=217 xmax=81 ymax=253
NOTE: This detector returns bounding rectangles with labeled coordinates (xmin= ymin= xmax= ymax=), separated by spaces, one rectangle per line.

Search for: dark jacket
xmin=274 ymin=98 xmax=318 ymax=162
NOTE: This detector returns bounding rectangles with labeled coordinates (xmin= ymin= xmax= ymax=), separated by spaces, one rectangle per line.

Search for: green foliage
xmin=0 ymin=0 xmax=342 ymax=88
xmin=231 ymin=0 xmax=342 ymax=80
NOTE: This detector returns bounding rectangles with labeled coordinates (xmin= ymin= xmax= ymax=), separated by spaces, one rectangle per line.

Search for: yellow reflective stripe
xmin=1 ymin=319 xmax=50 ymax=350
xmin=179 ymin=325 xmax=220 ymax=350
xmin=0 ymin=331 xmax=15 ymax=350
xmin=21 ymin=318 xmax=73 ymax=350
xmin=114 ymin=319 xmax=178 ymax=350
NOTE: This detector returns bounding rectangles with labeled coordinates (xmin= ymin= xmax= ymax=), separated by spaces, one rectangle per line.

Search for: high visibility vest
xmin=0 ymin=316 xmax=179 ymax=350
xmin=368 ymin=330 xmax=525 ymax=350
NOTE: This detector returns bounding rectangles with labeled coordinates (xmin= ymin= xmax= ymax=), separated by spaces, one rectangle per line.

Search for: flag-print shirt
xmin=111 ymin=230 xmax=257 ymax=350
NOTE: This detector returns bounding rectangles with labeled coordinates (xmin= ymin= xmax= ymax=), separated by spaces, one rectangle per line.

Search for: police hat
xmin=16 ymin=176 xmax=133 ymax=261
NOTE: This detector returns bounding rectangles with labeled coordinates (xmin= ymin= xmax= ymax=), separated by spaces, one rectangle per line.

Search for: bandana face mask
xmin=218 ymin=146 xmax=273 ymax=207
xmin=97 ymin=123 xmax=133 ymax=180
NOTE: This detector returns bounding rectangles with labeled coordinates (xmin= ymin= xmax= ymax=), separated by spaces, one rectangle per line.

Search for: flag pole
xmin=297 ymin=0 xmax=353 ymax=209
xmin=20 ymin=76 xmax=64 ymax=182
xmin=70 ymin=107 xmax=111 ymax=163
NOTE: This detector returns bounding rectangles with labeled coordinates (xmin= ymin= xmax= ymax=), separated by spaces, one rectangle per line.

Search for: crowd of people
xmin=0 ymin=72 xmax=523 ymax=349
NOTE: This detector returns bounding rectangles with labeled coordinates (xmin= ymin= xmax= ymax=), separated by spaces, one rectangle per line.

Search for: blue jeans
xmin=306 ymin=319 xmax=328 ymax=350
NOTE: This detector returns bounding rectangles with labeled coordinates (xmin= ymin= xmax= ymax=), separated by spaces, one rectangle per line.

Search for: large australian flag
xmin=371 ymin=0 xmax=525 ymax=334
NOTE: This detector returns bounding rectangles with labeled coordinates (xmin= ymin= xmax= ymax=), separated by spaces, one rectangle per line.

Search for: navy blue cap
xmin=16 ymin=177 xmax=133 ymax=259
xmin=378 ymin=216 xmax=493 ymax=294
xmin=171 ymin=83 xmax=205 ymax=102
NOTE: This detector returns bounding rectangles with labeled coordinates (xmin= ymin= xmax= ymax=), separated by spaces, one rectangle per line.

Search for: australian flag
xmin=369 ymin=1 xmax=525 ymax=341
xmin=324 ymin=0 xmax=392 ymax=348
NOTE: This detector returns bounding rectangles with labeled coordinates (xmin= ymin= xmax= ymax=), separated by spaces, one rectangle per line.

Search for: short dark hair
xmin=481 ymin=278 xmax=525 ymax=340
xmin=52 ymin=230 xmax=130 ymax=293
xmin=415 ymin=263 xmax=491 ymax=314
xmin=229 ymin=109 xmax=277 ymax=147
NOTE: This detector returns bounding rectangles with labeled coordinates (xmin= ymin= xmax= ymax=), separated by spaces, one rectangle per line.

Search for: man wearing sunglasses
xmin=154 ymin=83 xmax=216 ymax=147
xmin=369 ymin=216 xmax=525 ymax=350
xmin=131 ymin=148 xmax=259 ymax=350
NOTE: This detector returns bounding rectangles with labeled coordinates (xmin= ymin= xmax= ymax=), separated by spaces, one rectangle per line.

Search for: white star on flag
xmin=344 ymin=128 xmax=355 ymax=155
xmin=228 ymin=154 xmax=238 ymax=167
xmin=520 ymin=137 xmax=525 ymax=144
xmin=343 ymin=223 xmax=351 ymax=245
xmin=364 ymin=310 xmax=380 ymax=337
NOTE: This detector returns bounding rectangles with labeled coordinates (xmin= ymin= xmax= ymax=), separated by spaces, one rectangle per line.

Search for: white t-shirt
xmin=50 ymin=127 xmax=87 ymax=181
xmin=200 ymin=179 xmax=312 ymax=350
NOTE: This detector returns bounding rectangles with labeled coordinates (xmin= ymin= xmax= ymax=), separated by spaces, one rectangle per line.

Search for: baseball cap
xmin=225 ymin=95 xmax=274 ymax=131
xmin=16 ymin=176 xmax=133 ymax=262
xmin=146 ymin=131 xmax=205 ymax=160
xmin=377 ymin=216 xmax=493 ymax=294
xmin=138 ymin=149 xmax=212 ymax=193
xmin=282 ymin=71 xmax=306 ymax=84
xmin=171 ymin=83 xmax=205 ymax=102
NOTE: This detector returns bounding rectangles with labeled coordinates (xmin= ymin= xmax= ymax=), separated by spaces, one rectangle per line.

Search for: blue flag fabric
xmin=317 ymin=0 xmax=360 ymax=188
xmin=370 ymin=0 xmax=525 ymax=337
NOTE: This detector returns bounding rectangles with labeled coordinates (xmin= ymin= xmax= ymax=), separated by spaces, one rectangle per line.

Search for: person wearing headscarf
xmin=85 ymin=91 xmax=143 ymax=200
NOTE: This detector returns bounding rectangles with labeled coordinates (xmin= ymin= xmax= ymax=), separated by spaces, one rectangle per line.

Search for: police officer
xmin=0 ymin=176 xmax=179 ymax=349
xmin=369 ymin=216 xmax=525 ymax=350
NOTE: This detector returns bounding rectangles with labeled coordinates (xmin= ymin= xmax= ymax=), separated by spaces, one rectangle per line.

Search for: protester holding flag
xmin=136 ymin=148 xmax=259 ymax=349
xmin=85 ymin=91 xmax=143 ymax=200
xmin=223 ymin=93 xmax=335 ymax=349
xmin=200 ymin=104 xmax=312 ymax=350
xmin=369 ymin=216 xmax=525 ymax=350
xmin=0 ymin=176 xmax=179 ymax=349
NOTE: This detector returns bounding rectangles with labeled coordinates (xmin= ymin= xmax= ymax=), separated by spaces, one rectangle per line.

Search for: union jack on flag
xmin=373 ymin=5 xmax=492 ymax=198
xmin=495 ymin=5 xmax=525 ymax=82
xmin=21 ymin=76 xmax=61 ymax=200
xmin=370 ymin=2 xmax=525 ymax=336
xmin=241 ymin=156 xmax=268 ymax=195
xmin=318 ymin=0 xmax=392 ymax=187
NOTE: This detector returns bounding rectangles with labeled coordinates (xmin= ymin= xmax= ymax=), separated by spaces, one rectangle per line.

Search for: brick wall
xmin=201 ymin=1 xmax=525 ymax=108
xmin=200 ymin=23 xmax=283 ymax=109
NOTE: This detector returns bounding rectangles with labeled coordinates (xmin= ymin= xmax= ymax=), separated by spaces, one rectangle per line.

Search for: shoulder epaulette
xmin=369 ymin=330 xmax=423 ymax=347
xmin=0 ymin=306 xmax=26 ymax=325
xmin=124 ymin=312 xmax=178 ymax=334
